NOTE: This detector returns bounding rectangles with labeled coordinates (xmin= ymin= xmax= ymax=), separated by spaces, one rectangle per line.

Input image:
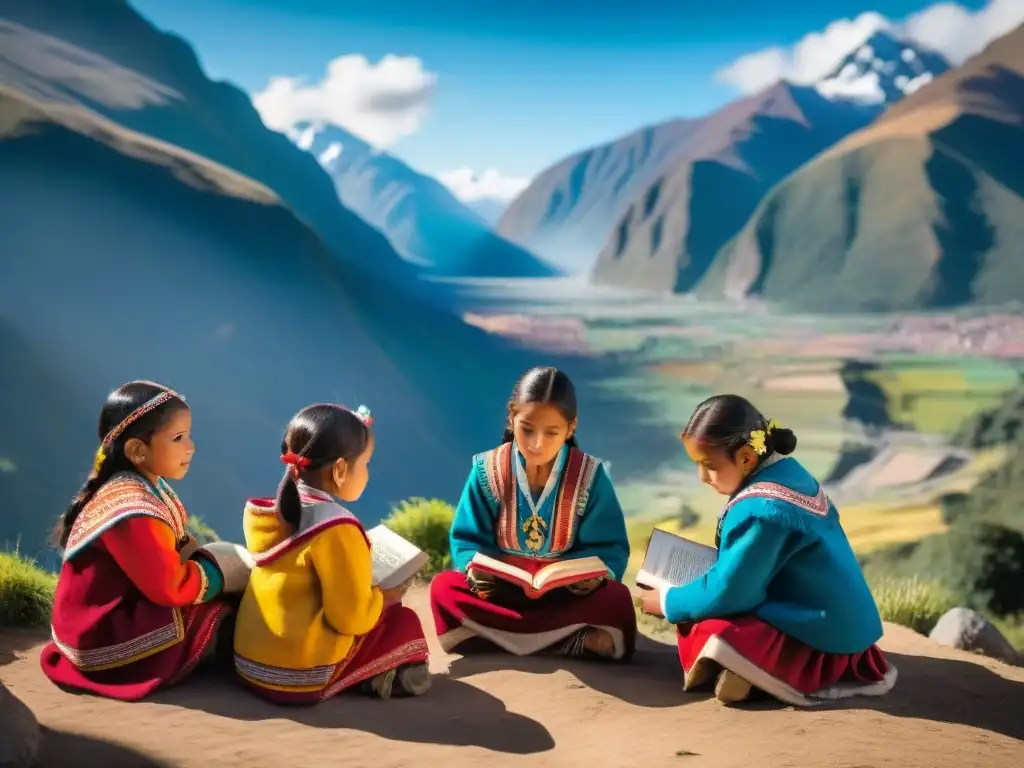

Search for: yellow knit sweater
xmin=233 ymin=495 xmax=384 ymax=692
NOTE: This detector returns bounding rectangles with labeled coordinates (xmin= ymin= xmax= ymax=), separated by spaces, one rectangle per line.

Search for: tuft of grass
xmin=187 ymin=514 xmax=220 ymax=545
xmin=631 ymin=595 xmax=677 ymax=643
xmin=871 ymin=576 xmax=958 ymax=635
xmin=382 ymin=498 xmax=455 ymax=580
xmin=0 ymin=549 xmax=57 ymax=628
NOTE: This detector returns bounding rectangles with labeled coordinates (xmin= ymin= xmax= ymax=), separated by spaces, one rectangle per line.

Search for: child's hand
xmin=178 ymin=535 xmax=200 ymax=565
xmin=466 ymin=567 xmax=496 ymax=598
xmin=381 ymin=583 xmax=409 ymax=606
xmin=639 ymin=588 xmax=664 ymax=618
xmin=566 ymin=577 xmax=603 ymax=595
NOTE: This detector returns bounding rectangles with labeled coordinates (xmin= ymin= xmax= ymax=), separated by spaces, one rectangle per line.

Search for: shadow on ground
xmin=154 ymin=669 xmax=556 ymax=755
xmin=446 ymin=634 xmax=689 ymax=709
xmin=39 ymin=728 xmax=171 ymax=767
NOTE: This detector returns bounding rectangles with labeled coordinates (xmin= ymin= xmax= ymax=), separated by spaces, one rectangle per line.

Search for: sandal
xmin=714 ymin=669 xmax=753 ymax=705
xmin=393 ymin=663 xmax=432 ymax=697
xmin=361 ymin=668 xmax=397 ymax=700
xmin=552 ymin=628 xmax=617 ymax=659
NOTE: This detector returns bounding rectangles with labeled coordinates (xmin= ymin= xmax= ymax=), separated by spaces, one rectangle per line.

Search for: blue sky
xmin=130 ymin=0 xmax=992 ymax=197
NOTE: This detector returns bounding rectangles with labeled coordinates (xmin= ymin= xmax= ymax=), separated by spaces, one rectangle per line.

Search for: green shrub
xmin=382 ymin=498 xmax=455 ymax=579
xmin=942 ymin=521 xmax=1024 ymax=615
xmin=0 ymin=549 xmax=56 ymax=628
xmin=863 ymin=521 xmax=1024 ymax=617
xmin=188 ymin=515 xmax=220 ymax=545
xmin=871 ymin=576 xmax=958 ymax=635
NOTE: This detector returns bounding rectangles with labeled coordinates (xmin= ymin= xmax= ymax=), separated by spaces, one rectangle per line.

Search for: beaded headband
xmin=92 ymin=389 xmax=186 ymax=474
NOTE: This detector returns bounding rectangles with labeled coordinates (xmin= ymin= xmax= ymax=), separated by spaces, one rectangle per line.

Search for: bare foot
xmin=582 ymin=628 xmax=616 ymax=658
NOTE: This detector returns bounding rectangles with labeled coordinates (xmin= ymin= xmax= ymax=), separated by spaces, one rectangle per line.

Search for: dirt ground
xmin=2 ymin=588 xmax=1022 ymax=768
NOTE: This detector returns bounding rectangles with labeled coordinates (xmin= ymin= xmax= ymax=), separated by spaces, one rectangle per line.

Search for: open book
xmin=469 ymin=552 xmax=610 ymax=599
xmin=635 ymin=528 xmax=718 ymax=592
xmin=198 ymin=541 xmax=256 ymax=594
xmin=367 ymin=525 xmax=429 ymax=590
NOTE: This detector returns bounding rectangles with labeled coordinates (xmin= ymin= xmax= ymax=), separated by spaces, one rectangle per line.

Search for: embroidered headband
xmin=748 ymin=418 xmax=781 ymax=456
xmin=92 ymin=389 xmax=186 ymax=475
xmin=278 ymin=404 xmax=373 ymax=479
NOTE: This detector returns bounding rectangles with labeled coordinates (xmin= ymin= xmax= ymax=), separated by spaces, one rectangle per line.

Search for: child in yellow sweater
xmin=233 ymin=403 xmax=430 ymax=703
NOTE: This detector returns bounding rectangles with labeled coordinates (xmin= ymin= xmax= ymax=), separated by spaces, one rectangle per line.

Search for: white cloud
xmin=252 ymin=54 xmax=437 ymax=149
xmin=715 ymin=0 xmax=1024 ymax=94
xmin=437 ymin=167 xmax=531 ymax=203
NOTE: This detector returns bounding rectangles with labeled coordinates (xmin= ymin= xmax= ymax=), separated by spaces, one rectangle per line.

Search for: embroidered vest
xmin=476 ymin=443 xmax=602 ymax=557
xmin=53 ymin=474 xmax=192 ymax=671
xmin=64 ymin=473 xmax=189 ymax=561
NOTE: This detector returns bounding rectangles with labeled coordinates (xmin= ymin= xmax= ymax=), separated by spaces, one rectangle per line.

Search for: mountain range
xmin=0 ymin=0 xmax=674 ymax=561
xmin=299 ymin=123 xmax=557 ymax=278
xmin=497 ymin=29 xmax=950 ymax=280
xmin=496 ymin=27 xmax=1024 ymax=312
xmin=587 ymin=81 xmax=881 ymax=293
xmin=0 ymin=0 xmax=552 ymax=297
xmin=699 ymin=22 xmax=1024 ymax=311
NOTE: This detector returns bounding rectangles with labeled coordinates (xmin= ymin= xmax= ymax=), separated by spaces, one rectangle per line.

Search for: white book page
xmin=636 ymin=528 xmax=717 ymax=589
xmin=534 ymin=556 xmax=608 ymax=589
xmin=469 ymin=552 xmax=532 ymax=583
xmin=199 ymin=541 xmax=254 ymax=594
xmin=367 ymin=525 xmax=428 ymax=589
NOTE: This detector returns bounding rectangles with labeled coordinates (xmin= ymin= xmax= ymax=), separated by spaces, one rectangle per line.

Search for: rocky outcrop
xmin=929 ymin=607 xmax=1020 ymax=665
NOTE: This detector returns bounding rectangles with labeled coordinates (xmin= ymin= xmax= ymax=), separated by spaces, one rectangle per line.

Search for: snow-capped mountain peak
xmin=815 ymin=31 xmax=951 ymax=105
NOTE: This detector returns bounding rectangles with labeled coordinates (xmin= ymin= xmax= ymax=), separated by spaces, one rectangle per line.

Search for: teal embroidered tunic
xmin=661 ymin=455 xmax=884 ymax=655
xmin=449 ymin=442 xmax=631 ymax=581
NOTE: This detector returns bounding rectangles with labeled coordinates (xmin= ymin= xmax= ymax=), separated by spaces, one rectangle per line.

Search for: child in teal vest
xmin=639 ymin=394 xmax=896 ymax=707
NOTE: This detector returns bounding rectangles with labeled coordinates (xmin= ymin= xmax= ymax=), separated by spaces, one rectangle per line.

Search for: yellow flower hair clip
xmin=92 ymin=445 xmax=106 ymax=476
xmin=748 ymin=429 xmax=767 ymax=455
xmin=747 ymin=418 xmax=781 ymax=456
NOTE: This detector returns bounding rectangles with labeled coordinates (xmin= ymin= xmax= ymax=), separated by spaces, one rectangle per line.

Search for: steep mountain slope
xmin=305 ymin=124 xmax=558 ymax=277
xmin=0 ymin=0 xmax=420 ymax=289
xmin=498 ymin=30 xmax=947 ymax=282
xmin=0 ymin=92 xmax=673 ymax=563
xmin=698 ymin=24 xmax=1024 ymax=313
xmin=496 ymin=119 xmax=701 ymax=274
xmin=589 ymin=83 xmax=879 ymax=292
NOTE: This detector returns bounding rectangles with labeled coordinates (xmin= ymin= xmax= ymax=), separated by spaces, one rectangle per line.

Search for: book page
xmin=469 ymin=552 xmax=532 ymax=584
xmin=367 ymin=525 xmax=428 ymax=589
xmin=199 ymin=541 xmax=254 ymax=594
xmin=534 ymin=556 xmax=609 ymax=589
xmin=637 ymin=528 xmax=717 ymax=590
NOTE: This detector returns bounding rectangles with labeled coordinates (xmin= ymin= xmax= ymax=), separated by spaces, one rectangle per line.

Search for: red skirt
xmin=677 ymin=616 xmax=896 ymax=707
xmin=40 ymin=600 xmax=232 ymax=701
xmin=236 ymin=604 xmax=429 ymax=705
xmin=429 ymin=569 xmax=637 ymax=659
